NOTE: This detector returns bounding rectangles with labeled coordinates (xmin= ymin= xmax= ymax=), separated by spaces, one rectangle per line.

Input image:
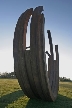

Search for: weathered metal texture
xmin=13 ymin=6 xmax=59 ymax=102
xmin=47 ymin=30 xmax=59 ymax=99
xmin=13 ymin=8 xmax=37 ymax=98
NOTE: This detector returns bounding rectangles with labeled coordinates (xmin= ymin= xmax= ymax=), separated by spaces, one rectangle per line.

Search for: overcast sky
xmin=0 ymin=0 xmax=72 ymax=79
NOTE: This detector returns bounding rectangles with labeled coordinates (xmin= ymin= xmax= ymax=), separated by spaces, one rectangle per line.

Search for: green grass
xmin=0 ymin=79 xmax=72 ymax=108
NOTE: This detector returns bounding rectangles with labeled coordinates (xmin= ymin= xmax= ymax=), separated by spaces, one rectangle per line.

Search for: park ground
xmin=0 ymin=79 xmax=72 ymax=108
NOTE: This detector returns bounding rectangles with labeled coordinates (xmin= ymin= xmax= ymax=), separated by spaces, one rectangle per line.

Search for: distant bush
xmin=59 ymin=77 xmax=72 ymax=82
xmin=0 ymin=72 xmax=72 ymax=82
xmin=0 ymin=72 xmax=16 ymax=79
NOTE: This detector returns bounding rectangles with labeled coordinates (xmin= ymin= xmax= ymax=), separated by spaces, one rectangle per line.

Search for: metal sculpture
xmin=13 ymin=6 xmax=59 ymax=102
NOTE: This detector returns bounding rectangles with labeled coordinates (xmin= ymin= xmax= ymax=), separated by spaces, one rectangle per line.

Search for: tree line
xmin=0 ymin=72 xmax=72 ymax=82
xmin=0 ymin=72 xmax=16 ymax=79
xmin=59 ymin=77 xmax=72 ymax=82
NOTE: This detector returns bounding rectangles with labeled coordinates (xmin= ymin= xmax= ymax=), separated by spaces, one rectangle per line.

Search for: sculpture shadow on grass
xmin=0 ymin=90 xmax=24 ymax=108
xmin=0 ymin=90 xmax=72 ymax=108
xmin=26 ymin=94 xmax=72 ymax=108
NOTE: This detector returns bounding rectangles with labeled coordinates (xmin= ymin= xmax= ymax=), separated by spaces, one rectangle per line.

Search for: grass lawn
xmin=0 ymin=79 xmax=72 ymax=108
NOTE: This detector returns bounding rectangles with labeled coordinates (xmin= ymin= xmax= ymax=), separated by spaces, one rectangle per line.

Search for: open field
xmin=0 ymin=79 xmax=72 ymax=108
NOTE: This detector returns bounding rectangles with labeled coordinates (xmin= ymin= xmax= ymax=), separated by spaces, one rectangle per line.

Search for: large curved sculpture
xmin=13 ymin=6 xmax=59 ymax=101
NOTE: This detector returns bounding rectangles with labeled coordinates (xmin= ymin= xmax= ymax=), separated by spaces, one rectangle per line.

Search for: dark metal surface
xmin=13 ymin=6 xmax=59 ymax=102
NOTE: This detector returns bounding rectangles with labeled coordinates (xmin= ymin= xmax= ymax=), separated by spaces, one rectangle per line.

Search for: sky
xmin=0 ymin=0 xmax=72 ymax=80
